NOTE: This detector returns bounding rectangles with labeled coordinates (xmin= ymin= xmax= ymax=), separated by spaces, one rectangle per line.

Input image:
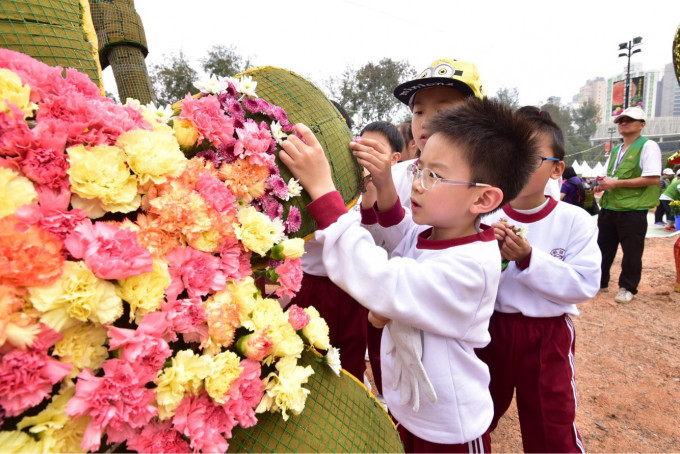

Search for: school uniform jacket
xmin=483 ymin=197 xmax=601 ymax=317
xmin=308 ymin=191 xmax=498 ymax=444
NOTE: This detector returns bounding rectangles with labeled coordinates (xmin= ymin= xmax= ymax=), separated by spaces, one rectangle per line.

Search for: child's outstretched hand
xmin=280 ymin=124 xmax=336 ymax=200
xmin=499 ymin=226 xmax=531 ymax=263
xmin=350 ymin=137 xmax=393 ymax=191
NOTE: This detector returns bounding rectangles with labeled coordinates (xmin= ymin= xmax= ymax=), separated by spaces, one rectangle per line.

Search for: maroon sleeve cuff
xmin=516 ymin=250 xmax=532 ymax=270
xmin=307 ymin=191 xmax=348 ymax=230
xmin=376 ymin=197 xmax=406 ymax=228
xmin=360 ymin=205 xmax=378 ymax=225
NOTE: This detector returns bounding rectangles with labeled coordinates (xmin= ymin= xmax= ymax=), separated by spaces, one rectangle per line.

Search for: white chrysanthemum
xmin=270 ymin=121 xmax=287 ymax=145
xmin=193 ymin=74 xmax=230 ymax=95
xmin=144 ymin=102 xmax=176 ymax=124
xmin=516 ymin=225 xmax=529 ymax=239
xmin=286 ymin=178 xmax=302 ymax=200
xmin=326 ymin=346 xmax=341 ymax=376
xmin=238 ymin=75 xmax=258 ymax=98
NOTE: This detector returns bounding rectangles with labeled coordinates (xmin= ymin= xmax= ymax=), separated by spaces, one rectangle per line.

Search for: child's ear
xmin=551 ymin=161 xmax=566 ymax=180
xmin=391 ymin=152 xmax=402 ymax=165
xmin=470 ymin=187 xmax=504 ymax=214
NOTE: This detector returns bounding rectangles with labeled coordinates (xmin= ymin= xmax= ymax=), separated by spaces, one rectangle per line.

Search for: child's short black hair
xmin=360 ymin=121 xmax=405 ymax=154
xmin=516 ymin=106 xmax=565 ymax=160
xmin=427 ymin=97 xmax=539 ymax=210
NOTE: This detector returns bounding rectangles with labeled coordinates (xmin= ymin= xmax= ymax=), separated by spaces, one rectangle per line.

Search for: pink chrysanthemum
xmin=64 ymin=219 xmax=154 ymax=280
xmin=275 ymin=258 xmax=303 ymax=299
xmin=267 ymin=175 xmax=289 ymax=200
xmin=0 ymin=326 xmax=71 ymax=416
xmin=287 ymin=304 xmax=311 ymax=330
xmin=219 ymin=94 xmax=245 ymax=120
xmin=165 ymin=246 xmax=226 ymax=300
xmin=66 ymin=358 xmax=158 ymax=452
xmin=126 ymin=420 xmax=191 ymax=454
xmin=172 ymin=391 xmax=235 ymax=454
xmin=260 ymin=195 xmax=283 ymax=221
xmin=284 ymin=206 xmax=302 ymax=234
xmin=179 ymin=94 xmax=235 ymax=146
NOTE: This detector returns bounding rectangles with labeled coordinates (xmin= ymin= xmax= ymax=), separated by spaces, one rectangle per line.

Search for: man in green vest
xmin=597 ymin=106 xmax=662 ymax=303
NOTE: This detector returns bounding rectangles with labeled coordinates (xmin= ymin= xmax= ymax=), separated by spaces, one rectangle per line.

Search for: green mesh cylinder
xmin=0 ymin=0 xmax=102 ymax=86
xmin=674 ymin=25 xmax=680 ymax=87
xmin=237 ymin=66 xmax=362 ymax=239
xmin=228 ymin=349 xmax=404 ymax=453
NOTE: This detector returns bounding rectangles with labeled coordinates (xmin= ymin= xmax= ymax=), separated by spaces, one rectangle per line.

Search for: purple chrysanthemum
xmin=284 ymin=206 xmax=302 ymax=233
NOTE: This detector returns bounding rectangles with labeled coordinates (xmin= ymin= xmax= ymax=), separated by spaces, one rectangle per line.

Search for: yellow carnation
xmin=227 ymin=276 xmax=260 ymax=324
xmin=154 ymin=349 xmax=210 ymax=419
xmin=67 ymin=144 xmax=140 ymax=218
xmin=173 ymin=117 xmax=200 ymax=147
xmin=202 ymin=289 xmax=240 ymax=354
xmin=17 ymin=387 xmax=88 ymax=453
xmin=256 ymin=355 xmax=313 ymax=420
xmin=28 ymin=261 xmax=123 ymax=332
xmin=0 ymin=167 xmax=38 ymax=217
xmin=116 ymin=259 xmax=171 ymax=321
xmin=245 ymin=298 xmax=303 ymax=363
xmin=247 ymin=297 xmax=288 ymax=331
xmin=268 ymin=322 xmax=304 ymax=362
xmin=0 ymin=430 xmax=40 ymax=453
xmin=0 ymin=68 xmax=37 ymax=118
xmin=204 ymin=351 xmax=243 ymax=404
xmin=116 ymin=129 xmax=187 ymax=186
xmin=270 ymin=238 xmax=305 ymax=260
xmin=302 ymin=306 xmax=330 ymax=350
xmin=234 ymin=206 xmax=285 ymax=256
xmin=53 ymin=323 xmax=109 ymax=377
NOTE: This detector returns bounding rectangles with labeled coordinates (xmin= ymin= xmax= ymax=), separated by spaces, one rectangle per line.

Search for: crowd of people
xmin=282 ymin=57 xmax=663 ymax=453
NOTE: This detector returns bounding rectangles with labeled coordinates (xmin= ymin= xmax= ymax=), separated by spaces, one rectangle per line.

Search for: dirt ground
xmin=365 ymin=233 xmax=680 ymax=453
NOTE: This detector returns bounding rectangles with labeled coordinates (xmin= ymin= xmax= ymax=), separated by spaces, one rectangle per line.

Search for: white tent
xmin=579 ymin=162 xmax=594 ymax=177
xmin=592 ymin=162 xmax=605 ymax=177
xmin=571 ymin=159 xmax=581 ymax=174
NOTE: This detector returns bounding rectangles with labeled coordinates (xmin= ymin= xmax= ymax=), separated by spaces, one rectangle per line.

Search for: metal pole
xmin=625 ymin=40 xmax=631 ymax=109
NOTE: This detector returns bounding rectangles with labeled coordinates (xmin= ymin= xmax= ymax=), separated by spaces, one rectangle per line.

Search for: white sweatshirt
xmin=308 ymin=191 xmax=498 ymax=444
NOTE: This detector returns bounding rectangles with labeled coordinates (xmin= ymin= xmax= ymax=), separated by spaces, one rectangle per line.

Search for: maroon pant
xmin=366 ymin=323 xmax=383 ymax=395
xmin=476 ymin=311 xmax=585 ymax=453
xmin=290 ymin=273 xmax=367 ymax=380
xmin=397 ymin=425 xmax=491 ymax=453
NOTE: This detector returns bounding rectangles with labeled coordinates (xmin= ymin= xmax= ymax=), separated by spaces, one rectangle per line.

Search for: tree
xmin=572 ymin=99 xmax=600 ymax=139
xmin=201 ymin=45 xmax=250 ymax=79
xmin=149 ymin=51 xmax=198 ymax=106
xmin=492 ymin=87 xmax=519 ymax=110
xmin=327 ymin=58 xmax=415 ymax=130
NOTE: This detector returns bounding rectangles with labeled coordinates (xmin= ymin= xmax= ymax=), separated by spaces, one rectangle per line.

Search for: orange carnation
xmin=218 ymin=158 xmax=270 ymax=201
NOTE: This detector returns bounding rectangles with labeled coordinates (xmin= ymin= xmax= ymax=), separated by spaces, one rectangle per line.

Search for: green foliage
xmin=572 ymin=99 xmax=600 ymax=139
xmin=150 ymin=50 xmax=199 ymax=106
xmin=492 ymin=87 xmax=519 ymax=110
xmin=326 ymin=58 xmax=415 ymax=131
xmin=201 ymin=45 xmax=250 ymax=79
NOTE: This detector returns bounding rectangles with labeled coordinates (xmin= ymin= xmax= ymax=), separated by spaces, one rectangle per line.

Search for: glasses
xmin=616 ymin=117 xmax=642 ymax=124
xmin=537 ymin=157 xmax=561 ymax=165
xmin=407 ymin=163 xmax=491 ymax=191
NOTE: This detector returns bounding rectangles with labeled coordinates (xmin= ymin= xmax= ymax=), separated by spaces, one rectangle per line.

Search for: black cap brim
xmin=393 ymin=77 xmax=475 ymax=106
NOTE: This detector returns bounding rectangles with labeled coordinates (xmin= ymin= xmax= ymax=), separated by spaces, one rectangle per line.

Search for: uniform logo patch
xmin=551 ymin=248 xmax=566 ymax=260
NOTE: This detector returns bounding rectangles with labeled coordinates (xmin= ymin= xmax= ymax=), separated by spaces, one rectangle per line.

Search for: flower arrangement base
xmin=236 ymin=66 xmax=362 ymax=239
xmin=228 ymin=349 xmax=404 ymax=453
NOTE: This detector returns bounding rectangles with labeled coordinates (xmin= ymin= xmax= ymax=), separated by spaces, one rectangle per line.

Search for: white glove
xmin=387 ymin=320 xmax=437 ymax=412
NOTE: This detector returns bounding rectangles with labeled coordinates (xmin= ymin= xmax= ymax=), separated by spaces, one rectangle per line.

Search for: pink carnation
xmin=62 ymin=67 xmax=102 ymax=98
xmin=0 ymin=326 xmax=71 ymax=416
xmin=165 ymin=246 xmax=226 ymax=300
xmin=218 ymin=237 xmax=252 ymax=282
xmin=0 ymin=48 xmax=67 ymax=103
xmin=235 ymin=120 xmax=275 ymax=167
xmin=107 ymin=313 xmax=173 ymax=383
xmin=179 ymin=94 xmax=235 ymax=146
xmin=196 ymin=173 xmax=236 ymax=214
xmin=64 ymin=219 xmax=154 ymax=280
xmin=287 ymin=304 xmax=311 ymax=330
xmin=284 ymin=206 xmax=302 ymax=234
xmin=162 ymin=297 xmax=208 ymax=343
xmin=223 ymin=359 xmax=263 ymax=428
xmin=126 ymin=420 xmax=190 ymax=454
xmin=275 ymin=258 xmax=303 ymax=299
xmin=236 ymin=330 xmax=273 ymax=362
xmin=0 ymin=106 xmax=33 ymax=159
xmin=172 ymin=392 xmax=235 ymax=454
xmin=66 ymin=359 xmax=157 ymax=452
xmin=14 ymin=203 xmax=88 ymax=246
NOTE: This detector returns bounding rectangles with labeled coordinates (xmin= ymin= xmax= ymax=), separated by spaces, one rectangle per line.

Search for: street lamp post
xmin=618 ymin=37 xmax=643 ymax=109
xmin=607 ymin=126 xmax=617 ymax=156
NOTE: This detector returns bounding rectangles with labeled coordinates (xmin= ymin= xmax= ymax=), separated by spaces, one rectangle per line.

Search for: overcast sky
xmin=104 ymin=0 xmax=680 ymax=107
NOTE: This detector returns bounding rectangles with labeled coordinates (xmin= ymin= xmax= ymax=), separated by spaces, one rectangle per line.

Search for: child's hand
xmin=368 ymin=310 xmax=390 ymax=329
xmin=499 ymin=226 xmax=531 ymax=263
xmin=491 ymin=221 xmax=508 ymax=242
xmin=350 ymin=137 xmax=393 ymax=191
xmin=280 ymin=123 xmax=336 ymax=200
xmin=360 ymin=173 xmax=378 ymax=209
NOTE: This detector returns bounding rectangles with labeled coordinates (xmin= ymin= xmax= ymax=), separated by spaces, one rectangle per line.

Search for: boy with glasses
xmin=280 ymin=97 xmax=538 ymax=453
xmin=478 ymin=106 xmax=601 ymax=453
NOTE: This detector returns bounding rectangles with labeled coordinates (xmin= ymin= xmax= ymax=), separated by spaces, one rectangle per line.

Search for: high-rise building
xmin=578 ymin=77 xmax=607 ymax=123
xmin=656 ymin=62 xmax=680 ymax=117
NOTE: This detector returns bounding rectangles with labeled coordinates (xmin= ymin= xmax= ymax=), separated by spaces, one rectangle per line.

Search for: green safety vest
xmin=600 ymin=137 xmax=659 ymax=211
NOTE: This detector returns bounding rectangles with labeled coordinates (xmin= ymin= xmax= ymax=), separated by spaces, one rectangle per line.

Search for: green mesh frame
xmin=674 ymin=25 xmax=680 ymax=87
xmin=90 ymin=0 xmax=156 ymax=104
xmin=228 ymin=348 xmax=404 ymax=453
xmin=0 ymin=0 xmax=102 ymax=86
xmin=237 ymin=66 xmax=362 ymax=239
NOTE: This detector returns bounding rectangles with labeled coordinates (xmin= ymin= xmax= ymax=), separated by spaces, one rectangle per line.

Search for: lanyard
xmin=612 ymin=144 xmax=629 ymax=174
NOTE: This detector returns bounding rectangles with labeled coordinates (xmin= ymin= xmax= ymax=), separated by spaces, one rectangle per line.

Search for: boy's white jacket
xmin=482 ymin=197 xmax=601 ymax=317
xmin=313 ymin=194 xmax=498 ymax=444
